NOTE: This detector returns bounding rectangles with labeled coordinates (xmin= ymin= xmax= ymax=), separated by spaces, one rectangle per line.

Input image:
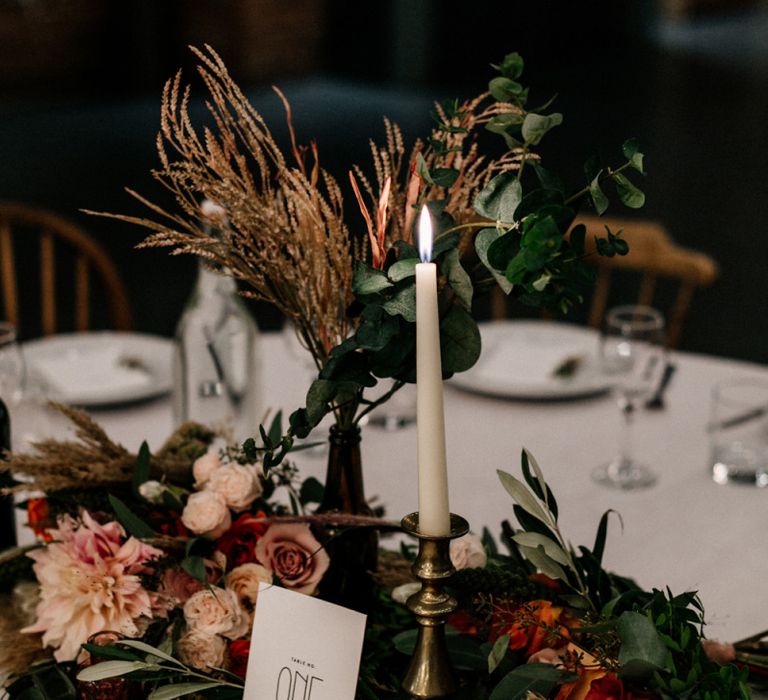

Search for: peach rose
xmin=702 ymin=639 xmax=736 ymax=665
xmin=255 ymin=524 xmax=330 ymax=595
xmin=206 ymin=464 xmax=263 ymax=512
xmin=177 ymin=630 xmax=227 ymax=671
xmin=181 ymin=491 xmax=231 ymax=539
xmin=193 ymin=451 xmax=221 ymax=488
xmin=225 ymin=563 xmax=272 ymax=619
xmin=450 ymin=533 xmax=487 ymax=570
xmin=183 ymin=587 xmax=249 ymax=640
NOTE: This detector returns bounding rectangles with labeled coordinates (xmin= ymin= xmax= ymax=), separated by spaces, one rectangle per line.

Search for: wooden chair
xmin=578 ymin=215 xmax=718 ymax=348
xmin=0 ymin=202 xmax=133 ymax=337
xmin=490 ymin=216 xmax=718 ymax=348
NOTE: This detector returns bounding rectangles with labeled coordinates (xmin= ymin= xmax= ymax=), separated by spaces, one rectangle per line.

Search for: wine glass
xmin=593 ymin=305 xmax=666 ymax=489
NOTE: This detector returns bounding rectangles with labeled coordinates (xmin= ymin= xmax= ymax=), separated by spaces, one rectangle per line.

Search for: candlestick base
xmin=400 ymin=512 xmax=470 ymax=699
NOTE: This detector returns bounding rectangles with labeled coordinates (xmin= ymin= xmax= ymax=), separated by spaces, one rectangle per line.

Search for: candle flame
xmin=418 ymin=205 xmax=433 ymax=262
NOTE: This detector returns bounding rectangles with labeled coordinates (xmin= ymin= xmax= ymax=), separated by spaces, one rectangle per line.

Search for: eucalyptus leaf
xmin=512 ymin=532 xmax=571 ymax=567
xmin=496 ymin=52 xmax=524 ymax=80
xmin=589 ymin=173 xmax=609 ymax=215
xmin=475 ymin=228 xmax=513 ymax=294
xmin=623 ymin=137 xmax=645 ymax=173
xmin=388 ymin=258 xmax=418 ymax=282
xmin=474 ymin=173 xmax=522 ymax=222
xmin=431 ymin=167 xmax=459 ymax=188
xmin=442 ymin=249 xmax=473 ymax=311
xmin=489 ymin=76 xmax=524 ymax=102
xmin=496 ymin=470 xmax=551 ymax=528
xmin=352 ymin=264 xmax=393 ymax=296
xmin=440 ymin=305 xmax=481 ymax=375
xmin=382 ymin=284 xmax=416 ymax=322
xmin=76 ymin=660 xmax=152 ymax=683
xmin=521 ymin=112 xmax=563 ymax=145
xmin=613 ymin=172 xmax=645 ymax=208
xmin=617 ymin=611 xmax=668 ymax=679
xmin=148 ymin=682 xmax=225 ymax=700
xmin=488 ymin=634 xmax=510 ymax=673
xmin=490 ymin=664 xmax=575 ymax=700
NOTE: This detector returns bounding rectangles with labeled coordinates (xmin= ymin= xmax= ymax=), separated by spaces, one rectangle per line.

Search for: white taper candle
xmin=415 ymin=206 xmax=451 ymax=536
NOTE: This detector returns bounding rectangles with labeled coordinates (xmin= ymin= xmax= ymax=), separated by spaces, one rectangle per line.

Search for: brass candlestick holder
xmin=400 ymin=512 xmax=469 ymax=699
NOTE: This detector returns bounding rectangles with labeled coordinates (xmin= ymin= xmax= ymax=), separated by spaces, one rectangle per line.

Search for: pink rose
xmin=206 ymin=464 xmax=263 ymax=513
xmin=225 ymin=563 xmax=272 ymax=619
xmin=177 ymin=630 xmax=227 ymax=671
xmin=255 ymin=524 xmax=329 ymax=595
xmin=183 ymin=587 xmax=249 ymax=640
xmin=181 ymin=491 xmax=231 ymax=539
xmin=193 ymin=451 xmax=221 ymax=488
xmin=450 ymin=533 xmax=487 ymax=571
xmin=160 ymin=567 xmax=205 ymax=606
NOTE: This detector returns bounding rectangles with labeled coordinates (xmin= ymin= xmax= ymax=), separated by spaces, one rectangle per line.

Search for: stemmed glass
xmin=593 ymin=305 xmax=666 ymax=489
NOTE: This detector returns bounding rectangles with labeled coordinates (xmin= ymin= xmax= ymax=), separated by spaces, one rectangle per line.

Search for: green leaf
xmin=512 ymin=532 xmax=570 ymax=567
xmin=442 ymin=249 xmax=473 ymax=312
xmin=415 ymin=153 xmax=434 ymax=185
xmin=593 ymin=509 xmax=622 ymax=567
xmin=514 ymin=188 xmax=564 ymax=222
xmin=76 ymin=660 xmax=152 ymax=683
xmin=490 ymin=664 xmax=575 ymax=700
xmin=474 ymin=173 xmax=522 ymax=222
xmin=613 ymin=172 xmax=645 ymax=208
xmin=299 ymin=476 xmax=324 ymax=505
xmin=107 ymin=494 xmax=155 ymax=539
xmin=381 ymin=283 xmax=416 ymax=322
xmin=81 ymin=643 xmax=142 ymax=662
xmin=117 ymin=639 xmax=185 ymax=666
xmin=148 ymin=683 xmax=226 ymax=700
xmin=521 ymin=112 xmax=563 ymax=145
xmin=431 ymin=167 xmax=459 ymax=188
xmin=267 ymin=410 xmax=283 ymax=446
xmin=181 ymin=555 xmax=206 ymax=584
xmin=496 ymin=470 xmax=551 ymax=529
xmin=623 ymin=137 xmax=645 ymax=173
xmin=617 ymin=611 xmax=668 ymax=680
xmin=518 ymin=544 xmax=568 ymax=581
xmin=489 ymin=76 xmax=525 ymax=102
xmin=589 ymin=173 xmax=610 ymax=215
xmin=132 ymin=441 xmax=151 ymax=496
xmin=531 ymin=162 xmax=565 ymax=194
xmin=393 ymin=629 xmax=418 ymax=655
xmin=488 ymin=634 xmax=509 ymax=673
xmin=496 ymin=52 xmax=524 ymax=80
xmin=475 ymin=228 xmax=513 ymax=294
xmin=387 ymin=258 xmax=418 ymax=282
xmin=440 ymin=305 xmax=481 ymax=375
xmin=352 ymin=263 xmax=393 ymax=296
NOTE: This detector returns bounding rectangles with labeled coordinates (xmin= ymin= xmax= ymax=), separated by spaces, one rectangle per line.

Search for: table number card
xmin=243 ymin=583 xmax=367 ymax=699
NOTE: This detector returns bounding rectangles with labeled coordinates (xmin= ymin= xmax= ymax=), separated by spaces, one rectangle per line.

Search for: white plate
xmin=23 ymin=332 xmax=173 ymax=406
xmin=450 ymin=320 xmax=609 ymax=400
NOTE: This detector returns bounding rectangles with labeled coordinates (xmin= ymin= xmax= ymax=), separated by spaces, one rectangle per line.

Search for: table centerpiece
xmin=2 ymin=45 xmax=755 ymax=700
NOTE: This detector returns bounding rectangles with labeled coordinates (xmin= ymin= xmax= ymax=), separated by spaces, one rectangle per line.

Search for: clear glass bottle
xmin=173 ymin=259 xmax=262 ymax=443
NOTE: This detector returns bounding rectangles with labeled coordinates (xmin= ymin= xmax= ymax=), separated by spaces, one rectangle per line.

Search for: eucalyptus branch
xmin=564 ymin=160 xmax=634 ymax=207
xmin=355 ymin=380 xmax=406 ymax=425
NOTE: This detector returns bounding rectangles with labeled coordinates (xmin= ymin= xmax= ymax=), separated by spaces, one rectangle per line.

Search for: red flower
xmin=228 ymin=639 xmax=250 ymax=679
xmin=26 ymin=498 xmax=53 ymax=542
xmin=216 ymin=511 xmax=269 ymax=569
xmin=586 ymin=674 xmax=625 ymax=700
xmin=154 ymin=511 xmax=189 ymax=538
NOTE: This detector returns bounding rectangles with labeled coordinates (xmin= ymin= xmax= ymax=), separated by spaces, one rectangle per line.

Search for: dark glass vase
xmin=0 ymin=398 xmax=16 ymax=551
xmin=317 ymin=425 xmax=378 ymax=612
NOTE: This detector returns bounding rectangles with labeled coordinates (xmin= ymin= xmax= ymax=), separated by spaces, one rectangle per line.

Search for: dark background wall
xmin=0 ymin=0 xmax=766 ymax=362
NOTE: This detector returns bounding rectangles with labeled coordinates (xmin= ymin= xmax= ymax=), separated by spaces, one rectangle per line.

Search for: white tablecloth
xmin=15 ymin=330 xmax=767 ymax=644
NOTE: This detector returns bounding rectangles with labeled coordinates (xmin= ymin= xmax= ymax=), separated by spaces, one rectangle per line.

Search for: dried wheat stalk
xmin=0 ymin=404 xmax=211 ymax=495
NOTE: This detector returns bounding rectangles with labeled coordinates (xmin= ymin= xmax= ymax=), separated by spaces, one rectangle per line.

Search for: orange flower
xmin=554 ymin=645 xmax=607 ymax=700
xmin=492 ymin=599 xmax=570 ymax=656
